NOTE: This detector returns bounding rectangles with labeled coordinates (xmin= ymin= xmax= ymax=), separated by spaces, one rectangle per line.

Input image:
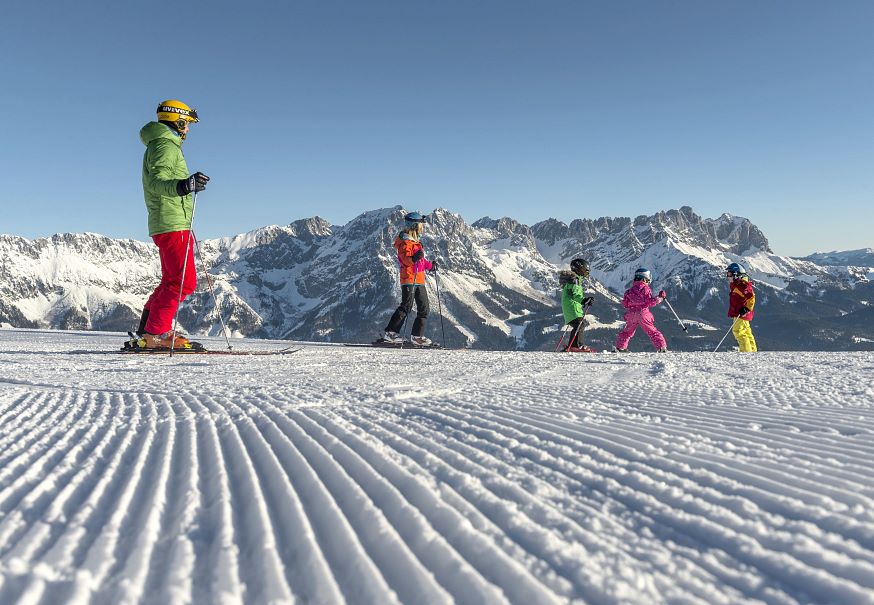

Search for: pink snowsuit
xmin=614 ymin=281 xmax=667 ymax=351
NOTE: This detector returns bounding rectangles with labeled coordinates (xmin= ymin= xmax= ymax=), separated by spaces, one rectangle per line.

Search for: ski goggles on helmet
xmin=404 ymin=212 xmax=429 ymax=229
xmin=156 ymin=104 xmax=199 ymax=123
xmin=404 ymin=212 xmax=428 ymax=223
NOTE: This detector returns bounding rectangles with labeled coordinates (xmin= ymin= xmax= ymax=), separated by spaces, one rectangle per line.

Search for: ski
xmin=111 ymin=332 xmax=300 ymax=355
xmin=345 ymin=339 xmax=443 ymax=350
xmin=64 ymin=347 xmax=300 ymax=356
xmin=116 ymin=346 xmax=300 ymax=356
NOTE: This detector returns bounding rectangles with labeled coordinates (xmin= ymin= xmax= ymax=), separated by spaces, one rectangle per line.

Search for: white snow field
xmin=0 ymin=329 xmax=872 ymax=605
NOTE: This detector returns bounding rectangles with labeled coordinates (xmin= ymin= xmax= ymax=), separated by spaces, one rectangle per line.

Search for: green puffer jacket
xmin=140 ymin=121 xmax=192 ymax=236
xmin=560 ymin=271 xmax=587 ymax=323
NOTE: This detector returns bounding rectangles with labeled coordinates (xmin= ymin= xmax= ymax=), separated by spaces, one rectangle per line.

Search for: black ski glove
xmin=582 ymin=296 xmax=594 ymax=307
xmin=176 ymin=172 xmax=210 ymax=196
xmin=411 ymin=249 xmax=424 ymax=263
xmin=739 ymin=306 xmax=750 ymax=316
xmin=429 ymin=260 xmax=438 ymax=273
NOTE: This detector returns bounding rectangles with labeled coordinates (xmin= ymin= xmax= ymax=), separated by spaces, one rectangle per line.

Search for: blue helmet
xmin=726 ymin=262 xmax=746 ymax=277
xmin=404 ymin=211 xmax=428 ymax=228
xmin=633 ymin=267 xmax=651 ymax=282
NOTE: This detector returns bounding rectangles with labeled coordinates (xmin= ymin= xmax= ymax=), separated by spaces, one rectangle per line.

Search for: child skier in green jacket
xmin=559 ymin=258 xmax=594 ymax=352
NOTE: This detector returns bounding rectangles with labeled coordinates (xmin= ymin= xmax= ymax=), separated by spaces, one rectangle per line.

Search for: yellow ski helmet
xmin=156 ymin=99 xmax=199 ymax=139
xmin=157 ymin=99 xmax=199 ymax=123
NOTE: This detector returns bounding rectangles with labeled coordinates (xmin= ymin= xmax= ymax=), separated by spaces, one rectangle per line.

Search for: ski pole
xmin=192 ymin=232 xmax=233 ymax=351
xmin=553 ymin=326 xmax=568 ymax=352
xmin=713 ymin=317 xmax=740 ymax=352
xmin=566 ymin=303 xmax=590 ymax=351
xmin=433 ymin=268 xmax=447 ymax=348
xmin=171 ymin=191 xmax=198 ymax=356
xmin=663 ymin=298 xmax=687 ymax=332
xmin=567 ymin=319 xmax=583 ymax=351
xmin=580 ymin=303 xmax=592 ymax=346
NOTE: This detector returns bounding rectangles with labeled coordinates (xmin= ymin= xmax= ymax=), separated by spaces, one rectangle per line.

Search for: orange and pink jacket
xmin=394 ymin=233 xmax=432 ymax=285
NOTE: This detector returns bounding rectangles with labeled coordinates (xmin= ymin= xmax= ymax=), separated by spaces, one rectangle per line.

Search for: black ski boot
xmin=136 ymin=308 xmax=150 ymax=337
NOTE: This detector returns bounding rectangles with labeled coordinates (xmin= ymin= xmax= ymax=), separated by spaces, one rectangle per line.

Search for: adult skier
xmin=559 ymin=258 xmax=594 ymax=352
xmin=383 ymin=212 xmax=435 ymax=345
xmin=135 ymin=99 xmax=210 ymax=349
xmin=726 ymin=262 xmax=757 ymax=352
xmin=613 ymin=267 xmax=668 ymax=352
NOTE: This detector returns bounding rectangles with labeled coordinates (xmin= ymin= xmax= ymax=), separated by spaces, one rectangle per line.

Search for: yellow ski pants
xmin=732 ymin=319 xmax=757 ymax=352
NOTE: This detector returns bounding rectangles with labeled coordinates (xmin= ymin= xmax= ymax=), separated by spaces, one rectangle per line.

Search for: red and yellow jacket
xmin=728 ymin=276 xmax=755 ymax=320
xmin=394 ymin=233 xmax=432 ymax=285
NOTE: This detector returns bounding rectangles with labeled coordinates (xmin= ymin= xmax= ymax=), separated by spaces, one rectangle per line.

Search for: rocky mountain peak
xmin=472 ymin=217 xmax=531 ymax=238
xmin=708 ymin=214 xmax=771 ymax=254
xmin=530 ymin=218 xmax=569 ymax=245
xmin=288 ymin=217 xmax=332 ymax=240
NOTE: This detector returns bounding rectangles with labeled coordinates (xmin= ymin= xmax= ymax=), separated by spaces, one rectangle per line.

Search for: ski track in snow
xmin=0 ymin=330 xmax=872 ymax=604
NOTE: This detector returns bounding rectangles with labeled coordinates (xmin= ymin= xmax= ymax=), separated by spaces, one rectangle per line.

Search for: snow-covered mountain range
xmin=2 ymin=206 xmax=872 ymax=351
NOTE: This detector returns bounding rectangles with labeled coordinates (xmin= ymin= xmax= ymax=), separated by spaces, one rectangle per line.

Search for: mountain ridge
xmin=1 ymin=207 xmax=871 ymax=351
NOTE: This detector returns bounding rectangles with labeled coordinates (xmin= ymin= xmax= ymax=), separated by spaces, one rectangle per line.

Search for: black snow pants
xmin=567 ymin=317 xmax=585 ymax=349
xmin=385 ymin=285 xmax=430 ymax=337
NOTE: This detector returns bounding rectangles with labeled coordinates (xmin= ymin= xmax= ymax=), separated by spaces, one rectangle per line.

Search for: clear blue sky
xmin=1 ymin=1 xmax=871 ymax=256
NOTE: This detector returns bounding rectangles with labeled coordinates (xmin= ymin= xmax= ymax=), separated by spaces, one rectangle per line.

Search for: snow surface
xmin=0 ymin=329 xmax=873 ymax=605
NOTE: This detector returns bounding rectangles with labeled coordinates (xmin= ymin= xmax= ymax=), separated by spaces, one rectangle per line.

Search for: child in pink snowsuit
xmin=614 ymin=268 xmax=667 ymax=352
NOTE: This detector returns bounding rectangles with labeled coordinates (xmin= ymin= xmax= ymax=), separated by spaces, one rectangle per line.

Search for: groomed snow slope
xmin=0 ymin=329 xmax=872 ymax=605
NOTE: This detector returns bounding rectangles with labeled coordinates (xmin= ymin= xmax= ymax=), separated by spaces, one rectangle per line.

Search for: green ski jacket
xmin=140 ymin=121 xmax=192 ymax=236
xmin=561 ymin=275 xmax=587 ymax=324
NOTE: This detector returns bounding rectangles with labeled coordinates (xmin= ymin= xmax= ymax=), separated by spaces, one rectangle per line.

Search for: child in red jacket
xmin=726 ymin=262 xmax=757 ymax=352
xmin=614 ymin=268 xmax=668 ymax=352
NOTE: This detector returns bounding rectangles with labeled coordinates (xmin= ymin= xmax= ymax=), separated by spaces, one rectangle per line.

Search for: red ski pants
xmin=143 ymin=230 xmax=196 ymax=335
